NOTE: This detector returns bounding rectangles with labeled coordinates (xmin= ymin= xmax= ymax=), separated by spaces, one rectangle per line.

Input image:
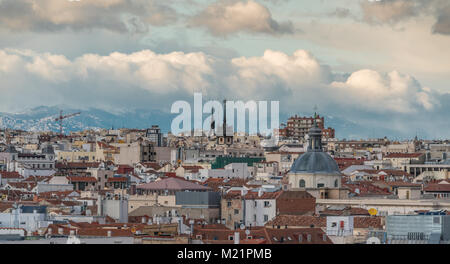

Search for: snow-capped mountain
xmin=0 ymin=106 xmax=174 ymax=134
xmin=0 ymin=106 xmax=405 ymax=139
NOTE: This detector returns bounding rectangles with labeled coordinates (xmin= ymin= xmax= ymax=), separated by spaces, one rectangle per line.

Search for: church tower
xmin=288 ymin=111 xmax=348 ymax=199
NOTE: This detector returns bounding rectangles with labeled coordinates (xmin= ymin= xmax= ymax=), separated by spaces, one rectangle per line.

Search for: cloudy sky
xmin=0 ymin=0 xmax=449 ymax=139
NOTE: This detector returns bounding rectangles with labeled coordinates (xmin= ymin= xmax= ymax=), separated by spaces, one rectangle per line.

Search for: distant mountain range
xmin=0 ymin=106 xmax=174 ymax=134
xmin=0 ymin=105 xmax=403 ymax=139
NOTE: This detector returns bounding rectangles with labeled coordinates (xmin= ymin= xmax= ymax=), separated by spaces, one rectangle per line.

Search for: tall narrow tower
xmin=209 ymin=107 xmax=216 ymax=138
xmin=217 ymin=99 xmax=233 ymax=146
xmin=223 ymin=99 xmax=227 ymax=137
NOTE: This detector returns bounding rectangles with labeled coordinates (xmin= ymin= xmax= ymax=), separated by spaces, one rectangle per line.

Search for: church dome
xmin=289 ymin=112 xmax=340 ymax=175
xmin=290 ymin=151 xmax=340 ymax=174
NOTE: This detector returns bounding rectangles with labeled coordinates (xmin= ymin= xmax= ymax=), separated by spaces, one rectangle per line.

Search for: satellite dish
xmin=366 ymin=237 xmax=381 ymax=244
xmin=245 ymin=230 xmax=250 ymax=235
xmin=240 ymin=224 xmax=245 ymax=230
xmin=368 ymin=208 xmax=378 ymax=216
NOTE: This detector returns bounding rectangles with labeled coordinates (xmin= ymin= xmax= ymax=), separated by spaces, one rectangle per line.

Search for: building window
xmin=264 ymin=201 xmax=270 ymax=207
xmin=334 ymin=179 xmax=338 ymax=188
xmin=264 ymin=215 xmax=269 ymax=222
xmin=227 ymin=201 xmax=232 ymax=207
xmin=234 ymin=209 xmax=239 ymax=215
xmin=299 ymin=179 xmax=305 ymax=188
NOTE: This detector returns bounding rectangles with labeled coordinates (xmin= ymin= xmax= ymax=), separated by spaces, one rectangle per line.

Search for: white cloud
xmin=331 ymin=69 xmax=433 ymax=113
xmin=0 ymin=50 xmax=21 ymax=72
xmin=0 ymin=0 xmax=177 ymax=32
xmin=228 ymin=49 xmax=331 ymax=98
xmin=190 ymin=0 xmax=294 ymax=36
xmin=0 ymin=48 xmax=439 ymax=116
xmin=1 ymin=48 xmax=218 ymax=98
xmin=0 ymin=47 xmax=447 ymax=138
xmin=26 ymin=53 xmax=72 ymax=82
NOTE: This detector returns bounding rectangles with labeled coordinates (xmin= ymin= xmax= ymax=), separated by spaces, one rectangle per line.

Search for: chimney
xmin=258 ymin=188 xmax=263 ymax=197
xmin=234 ymin=232 xmax=240 ymax=244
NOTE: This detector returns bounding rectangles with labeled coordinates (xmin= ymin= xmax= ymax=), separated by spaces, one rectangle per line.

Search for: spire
xmin=308 ymin=105 xmax=323 ymax=152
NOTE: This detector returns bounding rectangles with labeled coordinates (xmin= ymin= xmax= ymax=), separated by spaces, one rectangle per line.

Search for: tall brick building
xmin=279 ymin=114 xmax=335 ymax=140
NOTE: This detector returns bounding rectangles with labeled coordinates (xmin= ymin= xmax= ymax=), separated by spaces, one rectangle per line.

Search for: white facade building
xmin=0 ymin=205 xmax=48 ymax=233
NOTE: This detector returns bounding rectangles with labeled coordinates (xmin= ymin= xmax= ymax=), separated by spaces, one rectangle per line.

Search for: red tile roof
xmin=116 ymin=165 xmax=134 ymax=174
xmin=343 ymin=181 xmax=392 ymax=197
xmin=384 ymin=153 xmax=424 ymax=158
xmin=243 ymin=191 xmax=283 ymax=200
xmin=320 ymin=207 xmax=370 ymax=216
xmin=265 ymin=227 xmax=332 ymax=244
xmin=267 ymin=215 xmax=382 ymax=229
xmin=107 ymin=177 xmax=128 ymax=183
xmin=424 ymin=183 xmax=450 ymax=192
xmin=5 ymin=182 xmax=36 ymax=191
xmin=97 ymin=142 xmax=117 ymax=150
xmin=334 ymin=158 xmax=365 ymax=170
xmin=384 ymin=181 xmax=421 ymax=188
xmin=67 ymin=176 xmax=97 ymax=182
xmin=140 ymin=162 xmax=162 ymax=170
xmin=192 ymin=225 xmax=332 ymax=244
xmin=0 ymin=171 xmax=22 ymax=179
xmin=44 ymin=223 xmax=137 ymax=237
xmin=181 ymin=165 xmax=204 ymax=173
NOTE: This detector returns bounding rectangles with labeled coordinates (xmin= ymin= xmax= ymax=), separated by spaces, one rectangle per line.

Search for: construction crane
xmin=55 ymin=110 xmax=81 ymax=137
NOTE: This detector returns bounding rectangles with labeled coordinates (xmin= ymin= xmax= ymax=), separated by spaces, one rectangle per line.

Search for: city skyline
xmin=0 ymin=0 xmax=449 ymax=139
xmin=2 ymin=0 xmax=450 ymax=247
